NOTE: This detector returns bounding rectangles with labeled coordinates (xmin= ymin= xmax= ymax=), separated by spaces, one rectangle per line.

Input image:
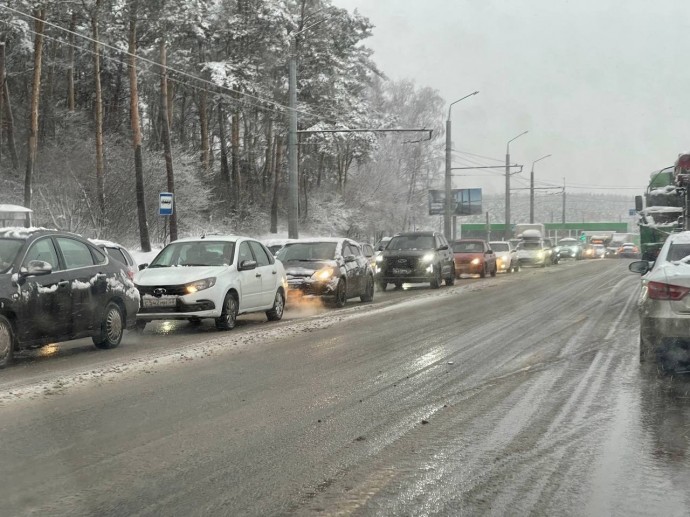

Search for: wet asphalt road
xmin=1 ymin=259 xmax=690 ymax=516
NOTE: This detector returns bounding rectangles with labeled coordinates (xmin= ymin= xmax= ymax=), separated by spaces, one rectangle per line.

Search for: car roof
xmin=172 ymin=235 xmax=246 ymax=243
xmin=282 ymin=238 xmax=348 ymax=244
xmin=454 ymin=238 xmax=485 ymax=242
xmin=393 ymin=232 xmax=436 ymax=237
xmin=89 ymin=238 xmax=129 ymax=249
xmin=0 ymin=227 xmax=57 ymax=239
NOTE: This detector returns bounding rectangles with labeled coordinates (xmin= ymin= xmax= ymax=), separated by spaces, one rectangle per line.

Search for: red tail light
xmin=647 ymin=281 xmax=690 ymax=301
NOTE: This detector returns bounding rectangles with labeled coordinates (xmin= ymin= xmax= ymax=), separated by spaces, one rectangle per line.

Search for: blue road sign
xmin=628 ymin=208 xmax=636 ymax=216
xmin=159 ymin=192 xmax=174 ymax=216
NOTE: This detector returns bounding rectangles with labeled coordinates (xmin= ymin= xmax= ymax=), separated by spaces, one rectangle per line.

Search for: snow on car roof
xmin=0 ymin=227 xmax=51 ymax=239
xmin=282 ymin=237 xmax=347 ymax=244
xmin=173 ymin=235 xmax=244 ymax=243
xmin=261 ymin=238 xmax=297 ymax=246
xmin=643 ymin=206 xmax=684 ymax=214
xmin=89 ymin=238 xmax=126 ymax=248
xmin=667 ymin=232 xmax=690 ymax=244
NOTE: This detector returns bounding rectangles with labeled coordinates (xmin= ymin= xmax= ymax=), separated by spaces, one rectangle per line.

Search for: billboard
xmin=429 ymin=188 xmax=482 ymax=216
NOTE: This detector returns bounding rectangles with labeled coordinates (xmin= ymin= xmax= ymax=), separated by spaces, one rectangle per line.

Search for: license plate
xmin=392 ymin=268 xmax=412 ymax=275
xmin=143 ymin=296 xmax=177 ymax=308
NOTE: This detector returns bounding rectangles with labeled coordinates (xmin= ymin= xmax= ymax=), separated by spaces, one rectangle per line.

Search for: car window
xmin=248 ymin=241 xmax=271 ymax=267
xmin=0 ymin=238 xmax=24 ymax=273
xmin=150 ymin=241 xmax=235 ymax=267
xmin=362 ymin=244 xmax=374 ymax=257
xmin=105 ymin=247 xmax=129 ymax=266
xmin=346 ymin=243 xmax=361 ymax=256
xmin=276 ymin=242 xmax=338 ymax=261
xmin=452 ymin=242 xmax=483 ymax=253
xmin=56 ymin=238 xmax=94 ymax=269
xmin=238 ymin=242 xmax=254 ymax=265
xmin=490 ymin=242 xmax=510 ymax=252
xmin=665 ymin=243 xmax=690 ymax=262
xmin=24 ymin=238 xmax=60 ymax=270
xmin=387 ymin=235 xmax=434 ymax=250
xmin=92 ymin=247 xmax=107 ymax=265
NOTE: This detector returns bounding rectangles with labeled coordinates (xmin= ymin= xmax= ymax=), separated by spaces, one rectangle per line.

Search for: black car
xmin=276 ymin=238 xmax=374 ymax=308
xmin=376 ymin=231 xmax=455 ymax=290
xmin=0 ymin=228 xmax=140 ymax=367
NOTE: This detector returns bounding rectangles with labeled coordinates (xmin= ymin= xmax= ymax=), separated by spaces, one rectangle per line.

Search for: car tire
xmin=490 ymin=264 xmax=497 ymax=277
xmin=134 ymin=320 xmax=147 ymax=333
xmin=394 ymin=282 xmax=403 ymax=290
xmin=445 ymin=271 xmax=455 ymax=286
xmin=215 ymin=292 xmax=238 ymax=330
xmin=332 ymin=279 xmax=347 ymax=308
xmin=0 ymin=315 xmax=15 ymax=369
xmin=93 ymin=301 xmax=124 ymax=349
xmin=266 ymin=289 xmax=285 ymax=321
xmin=377 ymin=280 xmax=387 ymax=292
xmin=480 ymin=264 xmax=486 ymax=278
xmin=360 ymin=276 xmax=374 ymax=302
xmin=430 ymin=266 xmax=442 ymax=289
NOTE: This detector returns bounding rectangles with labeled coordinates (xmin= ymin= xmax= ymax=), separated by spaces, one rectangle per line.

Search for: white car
xmin=134 ymin=236 xmax=287 ymax=331
xmin=489 ymin=241 xmax=519 ymax=273
xmin=629 ymin=231 xmax=690 ymax=368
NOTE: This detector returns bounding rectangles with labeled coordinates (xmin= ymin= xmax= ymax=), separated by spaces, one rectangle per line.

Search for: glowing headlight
xmin=421 ymin=253 xmax=435 ymax=263
xmin=537 ymin=251 xmax=545 ymax=259
xmin=471 ymin=258 xmax=480 ymax=265
xmin=185 ymin=277 xmax=216 ymax=294
xmin=375 ymin=255 xmax=383 ymax=263
xmin=312 ymin=268 xmax=335 ymax=281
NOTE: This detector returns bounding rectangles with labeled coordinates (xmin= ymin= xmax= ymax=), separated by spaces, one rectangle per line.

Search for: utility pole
xmin=287 ymin=37 xmax=298 ymax=238
xmin=529 ymin=154 xmax=551 ymax=223
xmin=444 ymin=91 xmax=479 ymax=240
xmin=562 ymin=177 xmax=566 ymax=224
xmin=505 ymin=131 xmax=528 ymax=238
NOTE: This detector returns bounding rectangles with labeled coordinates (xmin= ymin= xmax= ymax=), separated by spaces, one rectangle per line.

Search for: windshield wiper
xmin=147 ymin=264 xmax=168 ymax=268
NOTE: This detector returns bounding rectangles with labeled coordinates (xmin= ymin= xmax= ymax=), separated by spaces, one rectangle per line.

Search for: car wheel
xmin=377 ymin=280 xmax=387 ymax=292
xmin=490 ymin=264 xmax=497 ymax=277
xmin=134 ymin=320 xmax=147 ymax=333
xmin=480 ymin=264 xmax=486 ymax=278
xmin=430 ymin=266 xmax=442 ymax=289
xmin=394 ymin=282 xmax=403 ymax=290
xmin=332 ymin=279 xmax=347 ymax=308
xmin=0 ymin=315 xmax=15 ymax=369
xmin=93 ymin=301 xmax=124 ymax=349
xmin=266 ymin=289 xmax=285 ymax=321
xmin=215 ymin=293 xmax=238 ymax=330
xmin=360 ymin=275 xmax=374 ymax=302
xmin=445 ymin=271 xmax=455 ymax=286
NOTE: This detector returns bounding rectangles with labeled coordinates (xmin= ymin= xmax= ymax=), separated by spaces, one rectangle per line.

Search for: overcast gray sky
xmin=333 ymin=0 xmax=690 ymax=196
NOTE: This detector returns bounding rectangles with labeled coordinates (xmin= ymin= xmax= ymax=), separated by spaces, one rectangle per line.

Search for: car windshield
xmin=0 ymin=238 xmax=23 ymax=273
xmin=517 ymin=241 xmax=541 ymax=250
xmin=276 ymin=242 xmax=337 ymax=262
xmin=387 ymin=235 xmax=434 ymax=250
xmin=148 ymin=241 xmax=234 ymax=267
xmin=452 ymin=241 xmax=483 ymax=253
xmin=490 ymin=242 xmax=510 ymax=252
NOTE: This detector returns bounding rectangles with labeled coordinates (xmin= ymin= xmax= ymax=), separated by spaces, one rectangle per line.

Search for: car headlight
xmin=471 ymin=258 xmax=480 ymax=265
xmin=185 ymin=277 xmax=216 ymax=294
xmin=421 ymin=253 xmax=435 ymax=263
xmin=537 ymin=251 xmax=545 ymax=259
xmin=375 ymin=255 xmax=383 ymax=263
xmin=312 ymin=267 xmax=335 ymax=281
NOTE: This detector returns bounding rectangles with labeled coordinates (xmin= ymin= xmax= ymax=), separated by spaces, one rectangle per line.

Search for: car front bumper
xmin=136 ymin=285 xmax=222 ymax=320
xmin=454 ymin=263 xmax=483 ymax=275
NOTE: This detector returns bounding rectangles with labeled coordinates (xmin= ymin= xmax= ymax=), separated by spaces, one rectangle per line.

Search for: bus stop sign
xmin=159 ymin=192 xmax=173 ymax=216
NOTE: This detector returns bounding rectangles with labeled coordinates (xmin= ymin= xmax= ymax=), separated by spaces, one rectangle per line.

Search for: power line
xmin=0 ymin=4 xmax=335 ymax=123
xmin=452 ymin=149 xmax=505 ymax=163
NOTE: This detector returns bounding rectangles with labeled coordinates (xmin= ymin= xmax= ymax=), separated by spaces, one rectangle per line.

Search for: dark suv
xmin=0 ymin=228 xmax=140 ymax=367
xmin=376 ymin=231 xmax=455 ymax=290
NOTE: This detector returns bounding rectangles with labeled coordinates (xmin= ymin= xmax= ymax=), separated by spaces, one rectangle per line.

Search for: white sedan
xmin=629 ymin=231 xmax=690 ymax=368
xmin=134 ymin=236 xmax=287 ymax=331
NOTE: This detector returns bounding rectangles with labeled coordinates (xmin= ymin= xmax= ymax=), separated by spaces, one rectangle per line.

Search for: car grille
xmin=384 ymin=257 xmax=419 ymax=269
xmin=136 ymin=284 xmax=188 ymax=296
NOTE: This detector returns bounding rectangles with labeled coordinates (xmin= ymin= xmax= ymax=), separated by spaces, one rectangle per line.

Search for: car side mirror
xmin=20 ymin=260 xmax=53 ymax=277
xmin=485 ymin=250 xmax=492 ymax=255
xmin=344 ymin=255 xmax=357 ymax=263
xmin=628 ymin=260 xmax=650 ymax=275
xmin=138 ymin=263 xmax=148 ymax=271
xmin=437 ymin=244 xmax=449 ymax=251
xmin=239 ymin=259 xmax=258 ymax=271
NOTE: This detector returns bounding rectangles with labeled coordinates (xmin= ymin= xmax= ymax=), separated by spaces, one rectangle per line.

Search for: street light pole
xmin=529 ymin=154 xmax=552 ymax=224
xmin=562 ymin=177 xmax=566 ymax=224
xmin=444 ymin=91 xmax=479 ymax=240
xmin=505 ymin=130 xmax=528 ymax=238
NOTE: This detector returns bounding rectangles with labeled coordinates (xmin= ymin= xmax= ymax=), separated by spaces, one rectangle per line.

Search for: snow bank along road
xmin=1 ymin=259 xmax=689 ymax=516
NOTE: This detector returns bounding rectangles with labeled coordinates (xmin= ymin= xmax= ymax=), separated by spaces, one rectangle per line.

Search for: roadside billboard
xmin=428 ymin=188 xmax=482 ymax=216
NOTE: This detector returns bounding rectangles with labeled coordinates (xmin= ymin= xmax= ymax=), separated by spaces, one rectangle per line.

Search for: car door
xmin=55 ymin=237 xmax=109 ymax=336
xmin=248 ymin=240 xmax=276 ymax=307
xmin=17 ymin=236 xmax=72 ymax=342
xmin=436 ymin=235 xmax=452 ymax=277
xmin=236 ymin=240 xmax=262 ymax=310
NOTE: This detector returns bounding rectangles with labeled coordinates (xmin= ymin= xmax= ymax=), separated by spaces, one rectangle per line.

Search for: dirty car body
xmin=276 ymin=238 xmax=374 ymax=307
xmin=0 ymin=228 xmax=140 ymax=367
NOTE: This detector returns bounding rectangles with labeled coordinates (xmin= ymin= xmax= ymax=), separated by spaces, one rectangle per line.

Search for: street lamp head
xmin=506 ymin=130 xmax=529 ymax=153
xmin=447 ymin=90 xmax=480 ymax=120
